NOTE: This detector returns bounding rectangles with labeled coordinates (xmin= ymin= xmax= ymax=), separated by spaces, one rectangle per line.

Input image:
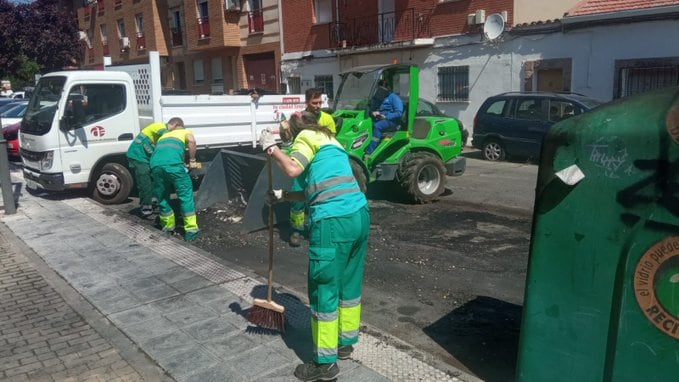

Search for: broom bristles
xmin=247 ymin=298 xmax=285 ymax=331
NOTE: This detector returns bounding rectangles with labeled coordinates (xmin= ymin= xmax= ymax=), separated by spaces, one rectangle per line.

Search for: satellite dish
xmin=483 ymin=13 xmax=505 ymax=40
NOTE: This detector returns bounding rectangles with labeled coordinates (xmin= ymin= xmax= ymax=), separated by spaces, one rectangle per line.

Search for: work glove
xmin=188 ymin=159 xmax=200 ymax=169
xmin=259 ymin=128 xmax=277 ymax=151
xmin=265 ymin=189 xmax=285 ymax=206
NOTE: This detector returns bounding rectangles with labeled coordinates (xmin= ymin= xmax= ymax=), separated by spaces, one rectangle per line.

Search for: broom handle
xmin=267 ymin=155 xmax=275 ymax=303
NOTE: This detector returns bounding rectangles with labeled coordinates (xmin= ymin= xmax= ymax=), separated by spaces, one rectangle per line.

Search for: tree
xmin=0 ymin=0 xmax=81 ymax=89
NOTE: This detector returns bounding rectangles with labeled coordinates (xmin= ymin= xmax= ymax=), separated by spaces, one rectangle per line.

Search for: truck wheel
xmin=350 ymin=160 xmax=367 ymax=193
xmin=482 ymin=139 xmax=506 ymax=161
xmin=399 ymin=152 xmax=446 ymax=203
xmin=91 ymin=163 xmax=133 ymax=205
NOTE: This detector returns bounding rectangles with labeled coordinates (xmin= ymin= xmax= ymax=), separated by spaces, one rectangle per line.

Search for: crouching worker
xmin=126 ymin=118 xmax=181 ymax=216
xmin=260 ymin=111 xmax=370 ymax=381
xmin=149 ymin=118 xmax=201 ymax=241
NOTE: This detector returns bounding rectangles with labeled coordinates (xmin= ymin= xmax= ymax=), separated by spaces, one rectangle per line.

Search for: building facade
xmin=279 ymin=0 xmax=679 ymax=134
xmin=76 ymin=0 xmax=283 ymax=94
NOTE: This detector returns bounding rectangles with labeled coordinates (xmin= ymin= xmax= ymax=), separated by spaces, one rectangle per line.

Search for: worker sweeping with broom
xmin=258 ymin=111 xmax=370 ymax=381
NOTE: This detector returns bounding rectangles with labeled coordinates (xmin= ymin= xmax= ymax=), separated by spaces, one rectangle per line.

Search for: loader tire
xmin=398 ymin=152 xmax=446 ymax=203
xmin=91 ymin=163 xmax=133 ymax=205
xmin=350 ymin=159 xmax=367 ymax=194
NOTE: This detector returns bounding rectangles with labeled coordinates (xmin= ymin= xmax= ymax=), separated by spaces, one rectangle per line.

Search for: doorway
xmin=243 ymin=52 xmax=277 ymax=92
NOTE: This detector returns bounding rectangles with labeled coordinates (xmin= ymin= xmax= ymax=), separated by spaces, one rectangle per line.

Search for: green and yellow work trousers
xmin=308 ymin=206 xmax=370 ymax=364
xmin=128 ymin=158 xmax=153 ymax=207
xmin=151 ymin=164 xmax=198 ymax=237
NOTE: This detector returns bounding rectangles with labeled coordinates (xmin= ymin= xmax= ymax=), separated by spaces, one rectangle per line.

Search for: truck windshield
xmin=334 ymin=70 xmax=381 ymax=111
xmin=22 ymin=76 xmax=65 ymax=135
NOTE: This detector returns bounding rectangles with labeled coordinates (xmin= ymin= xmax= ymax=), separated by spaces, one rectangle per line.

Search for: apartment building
xmin=76 ymin=0 xmax=283 ymax=94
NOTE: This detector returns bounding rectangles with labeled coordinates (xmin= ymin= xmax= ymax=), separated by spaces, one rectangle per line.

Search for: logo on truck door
xmin=90 ymin=126 xmax=105 ymax=137
xmin=634 ymin=236 xmax=679 ymax=339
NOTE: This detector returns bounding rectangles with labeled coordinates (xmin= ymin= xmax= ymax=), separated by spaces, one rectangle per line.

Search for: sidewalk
xmin=0 ymin=167 xmax=474 ymax=382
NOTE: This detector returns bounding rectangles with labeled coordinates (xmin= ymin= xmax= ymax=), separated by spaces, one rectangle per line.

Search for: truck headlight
xmin=40 ymin=151 xmax=54 ymax=170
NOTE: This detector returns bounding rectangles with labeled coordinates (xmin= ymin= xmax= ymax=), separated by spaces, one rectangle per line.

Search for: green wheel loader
xmin=332 ymin=64 xmax=466 ymax=203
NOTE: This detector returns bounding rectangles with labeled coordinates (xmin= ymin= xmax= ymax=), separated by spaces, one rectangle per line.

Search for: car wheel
xmin=91 ymin=163 xmax=133 ymax=205
xmin=398 ymin=152 xmax=446 ymax=203
xmin=350 ymin=159 xmax=367 ymax=193
xmin=482 ymin=139 xmax=506 ymax=161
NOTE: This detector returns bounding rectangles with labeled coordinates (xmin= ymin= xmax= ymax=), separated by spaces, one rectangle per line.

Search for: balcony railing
xmin=170 ymin=27 xmax=183 ymax=47
xmin=329 ymin=8 xmax=431 ymax=49
xmin=83 ymin=6 xmax=91 ymax=17
xmin=248 ymin=9 xmax=264 ymax=34
xmin=136 ymin=33 xmax=145 ymax=50
xmin=197 ymin=17 xmax=210 ymax=38
xmin=102 ymin=42 xmax=109 ymax=56
xmin=97 ymin=0 xmax=104 ymax=11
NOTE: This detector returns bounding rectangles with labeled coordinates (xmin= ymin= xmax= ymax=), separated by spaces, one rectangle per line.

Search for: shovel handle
xmin=267 ymin=155 xmax=275 ymax=303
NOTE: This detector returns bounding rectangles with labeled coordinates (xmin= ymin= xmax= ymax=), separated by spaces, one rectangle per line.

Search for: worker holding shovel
xmin=260 ymin=111 xmax=370 ymax=381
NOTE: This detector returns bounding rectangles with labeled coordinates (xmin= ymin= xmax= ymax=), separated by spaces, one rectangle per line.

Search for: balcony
xmin=136 ymin=33 xmax=145 ymax=50
xmin=248 ymin=9 xmax=263 ymax=34
xmin=329 ymin=8 xmax=431 ymax=49
xmin=197 ymin=17 xmax=210 ymax=39
xmin=114 ymin=0 xmax=122 ymax=6
xmin=83 ymin=6 xmax=91 ymax=17
xmin=170 ymin=27 xmax=183 ymax=47
xmin=102 ymin=41 xmax=109 ymax=56
xmin=97 ymin=0 xmax=104 ymax=12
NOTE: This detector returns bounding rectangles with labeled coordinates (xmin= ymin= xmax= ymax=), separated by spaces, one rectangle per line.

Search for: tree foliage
xmin=0 ymin=0 xmax=81 ymax=89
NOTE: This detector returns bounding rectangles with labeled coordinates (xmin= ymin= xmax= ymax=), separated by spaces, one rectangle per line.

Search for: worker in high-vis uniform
xmin=149 ymin=119 xmax=201 ymax=241
xmin=261 ymin=111 xmax=369 ymax=381
xmin=285 ymin=88 xmax=336 ymax=247
xmin=126 ymin=118 xmax=181 ymax=216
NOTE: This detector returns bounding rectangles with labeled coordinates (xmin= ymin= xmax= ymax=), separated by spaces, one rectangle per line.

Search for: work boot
xmin=141 ymin=205 xmax=153 ymax=216
xmin=338 ymin=345 xmax=353 ymax=360
xmin=151 ymin=199 xmax=160 ymax=214
xmin=289 ymin=232 xmax=303 ymax=247
xmin=293 ymin=361 xmax=339 ymax=381
xmin=185 ymin=230 xmax=201 ymax=242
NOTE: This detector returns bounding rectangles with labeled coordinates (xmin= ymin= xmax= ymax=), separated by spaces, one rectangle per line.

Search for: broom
xmin=247 ymin=155 xmax=285 ymax=331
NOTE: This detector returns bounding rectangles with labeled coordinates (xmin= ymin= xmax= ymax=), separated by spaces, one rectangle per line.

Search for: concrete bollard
xmin=0 ymin=139 xmax=16 ymax=214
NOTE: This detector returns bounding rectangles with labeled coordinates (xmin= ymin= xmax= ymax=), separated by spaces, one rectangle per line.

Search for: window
xmin=314 ymin=75 xmax=333 ymax=99
xmin=484 ymin=100 xmax=506 ymax=116
xmin=620 ymin=66 xmax=679 ymax=98
xmin=197 ymin=1 xmax=210 ymax=38
xmin=512 ymin=98 xmax=546 ymax=121
xmin=313 ymin=0 xmax=332 ymax=24
xmin=549 ymin=100 xmax=580 ymax=122
xmin=66 ymin=84 xmax=126 ymax=127
xmin=438 ymin=66 xmax=469 ymax=102
xmin=211 ymin=57 xmax=223 ymax=84
xmin=170 ymin=8 xmax=183 ymax=46
xmin=287 ymin=77 xmax=301 ymax=94
xmin=117 ymin=19 xmax=125 ymax=38
xmin=135 ymin=14 xmax=143 ymax=36
xmin=193 ymin=59 xmax=205 ymax=84
xmin=99 ymin=24 xmax=108 ymax=44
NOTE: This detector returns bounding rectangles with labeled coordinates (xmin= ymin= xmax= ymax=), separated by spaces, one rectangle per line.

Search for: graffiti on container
xmin=586 ymin=136 xmax=634 ymax=179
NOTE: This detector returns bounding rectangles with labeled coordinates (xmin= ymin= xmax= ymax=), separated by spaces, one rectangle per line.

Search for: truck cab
xmin=20 ymin=71 xmax=139 ymax=203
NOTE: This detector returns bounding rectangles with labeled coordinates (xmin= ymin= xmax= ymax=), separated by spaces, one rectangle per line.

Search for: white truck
xmin=19 ymin=52 xmax=313 ymax=204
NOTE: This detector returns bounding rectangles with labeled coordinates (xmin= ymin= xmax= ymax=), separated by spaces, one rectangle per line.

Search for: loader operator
xmin=261 ymin=111 xmax=370 ymax=381
xmin=365 ymin=79 xmax=403 ymax=156
xmin=126 ymin=118 xmax=181 ymax=216
xmin=149 ymin=118 xmax=201 ymax=241
xmin=283 ymin=88 xmax=336 ymax=247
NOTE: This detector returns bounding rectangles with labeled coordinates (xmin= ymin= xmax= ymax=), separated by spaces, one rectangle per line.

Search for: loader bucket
xmin=194 ymin=149 xmax=292 ymax=232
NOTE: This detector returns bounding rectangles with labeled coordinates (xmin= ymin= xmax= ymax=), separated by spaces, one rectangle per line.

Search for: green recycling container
xmin=516 ymin=87 xmax=679 ymax=381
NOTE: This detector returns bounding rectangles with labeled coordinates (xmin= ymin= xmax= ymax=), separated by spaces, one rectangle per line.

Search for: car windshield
xmin=0 ymin=103 xmax=23 ymax=114
xmin=334 ymin=70 xmax=381 ymax=111
xmin=22 ymin=76 xmax=65 ymax=135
